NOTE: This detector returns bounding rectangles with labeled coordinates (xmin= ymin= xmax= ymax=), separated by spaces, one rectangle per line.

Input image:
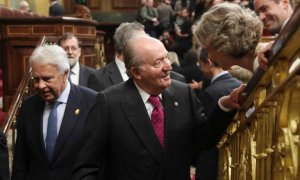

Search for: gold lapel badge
xmin=75 ymin=109 xmax=80 ymax=115
xmin=174 ymin=101 xmax=179 ymax=107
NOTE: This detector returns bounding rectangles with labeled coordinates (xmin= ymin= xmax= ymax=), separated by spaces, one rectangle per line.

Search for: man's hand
xmin=219 ymin=84 xmax=246 ymax=110
xmin=189 ymin=80 xmax=203 ymax=90
xmin=257 ymin=41 xmax=274 ymax=70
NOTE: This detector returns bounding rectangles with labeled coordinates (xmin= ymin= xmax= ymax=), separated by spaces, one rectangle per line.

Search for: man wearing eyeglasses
xmin=58 ymin=32 xmax=95 ymax=87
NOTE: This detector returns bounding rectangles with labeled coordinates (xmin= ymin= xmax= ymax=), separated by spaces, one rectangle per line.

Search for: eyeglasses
xmin=62 ymin=46 xmax=79 ymax=51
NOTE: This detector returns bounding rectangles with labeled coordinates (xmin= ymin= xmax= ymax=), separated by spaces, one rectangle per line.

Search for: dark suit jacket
xmin=49 ymin=2 xmax=64 ymax=16
xmin=87 ymin=61 xmax=123 ymax=92
xmin=12 ymin=84 xmax=97 ymax=180
xmin=170 ymin=71 xmax=186 ymax=83
xmin=195 ymin=72 xmax=241 ymax=180
xmin=0 ymin=130 xmax=9 ymax=180
xmin=79 ymin=64 xmax=95 ymax=88
xmin=73 ymin=79 xmax=234 ymax=180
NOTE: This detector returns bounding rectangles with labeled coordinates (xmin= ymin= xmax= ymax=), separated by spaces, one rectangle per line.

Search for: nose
xmin=163 ymin=57 xmax=172 ymax=71
xmin=259 ymin=12 xmax=266 ymax=21
xmin=36 ymin=80 xmax=47 ymax=89
xmin=65 ymin=48 xmax=73 ymax=54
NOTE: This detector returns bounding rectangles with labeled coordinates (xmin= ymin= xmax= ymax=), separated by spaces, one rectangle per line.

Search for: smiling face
xmin=32 ymin=63 xmax=67 ymax=103
xmin=130 ymin=37 xmax=172 ymax=95
xmin=254 ymin=0 xmax=289 ymax=34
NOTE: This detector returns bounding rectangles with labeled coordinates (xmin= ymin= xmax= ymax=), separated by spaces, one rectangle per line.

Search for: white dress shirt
xmin=134 ymin=81 xmax=162 ymax=118
xmin=70 ymin=61 xmax=80 ymax=85
xmin=115 ymin=58 xmax=129 ymax=81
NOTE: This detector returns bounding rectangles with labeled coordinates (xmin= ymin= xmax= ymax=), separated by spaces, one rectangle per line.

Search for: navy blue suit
xmin=195 ymin=72 xmax=241 ymax=180
xmin=12 ymin=84 xmax=96 ymax=180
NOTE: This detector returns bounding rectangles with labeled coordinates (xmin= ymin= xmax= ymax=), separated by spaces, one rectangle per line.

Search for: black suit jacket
xmin=87 ymin=61 xmax=123 ymax=92
xmin=195 ymin=73 xmax=241 ymax=180
xmin=170 ymin=71 xmax=186 ymax=83
xmin=12 ymin=84 xmax=97 ymax=180
xmin=0 ymin=130 xmax=9 ymax=180
xmin=49 ymin=2 xmax=64 ymax=16
xmin=73 ymin=79 xmax=234 ymax=180
xmin=79 ymin=64 xmax=95 ymax=88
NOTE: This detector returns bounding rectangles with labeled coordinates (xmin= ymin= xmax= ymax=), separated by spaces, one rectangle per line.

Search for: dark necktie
xmin=68 ymin=71 xmax=72 ymax=83
xmin=148 ymin=95 xmax=164 ymax=147
xmin=46 ymin=101 xmax=60 ymax=160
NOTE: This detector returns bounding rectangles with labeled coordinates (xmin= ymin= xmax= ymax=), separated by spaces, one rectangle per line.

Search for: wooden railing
xmin=217 ymin=5 xmax=300 ymax=180
xmin=1 ymin=36 xmax=47 ymax=134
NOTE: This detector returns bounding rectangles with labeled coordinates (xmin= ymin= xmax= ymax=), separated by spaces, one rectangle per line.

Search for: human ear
xmin=130 ymin=67 xmax=142 ymax=79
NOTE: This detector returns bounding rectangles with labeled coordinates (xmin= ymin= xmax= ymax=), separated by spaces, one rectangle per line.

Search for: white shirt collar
xmin=133 ymin=81 xmax=162 ymax=103
xmin=71 ymin=61 xmax=80 ymax=75
xmin=115 ymin=57 xmax=129 ymax=81
xmin=211 ymin=71 xmax=228 ymax=83
xmin=70 ymin=61 xmax=80 ymax=85
xmin=46 ymin=81 xmax=70 ymax=105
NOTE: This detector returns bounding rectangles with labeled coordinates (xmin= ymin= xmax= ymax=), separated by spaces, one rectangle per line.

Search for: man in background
xmin=19 ymin=0 xmax=30 ymax=13
xmin=194 ymin=48 xmax=242 ymax=180
xmin=49 ymin=0 xmax=64 ymax=16
xmin=254 ymin=0 xmax=294 ymax=35
xmin=254 ymin=0 xmax=296 ymax=70
xmin=58 ymin=32 xmax=95 ymax=88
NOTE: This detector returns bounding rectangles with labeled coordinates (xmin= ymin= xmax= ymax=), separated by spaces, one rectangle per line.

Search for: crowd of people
xmin=0 ymin=0 xmax=297 ymax=179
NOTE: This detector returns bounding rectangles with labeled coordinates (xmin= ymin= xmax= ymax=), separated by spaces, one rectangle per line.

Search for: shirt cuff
xmin=218 ymin=97 xmax=232 ymax=112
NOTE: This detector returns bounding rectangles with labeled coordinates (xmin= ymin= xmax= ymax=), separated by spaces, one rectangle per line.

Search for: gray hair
xmin=123 ymin=35 xmax=150 ymax=77
xmin=29 ymin=45 xmax=70 ymax=74
xmin=113 ymin=22 xmax=145 ymax=54
xmin=194 ymin=2 xmax=263 ymax=58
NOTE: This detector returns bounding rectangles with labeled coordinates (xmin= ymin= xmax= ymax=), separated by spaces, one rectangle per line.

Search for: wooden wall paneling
xmin=88 ymin=0 xmax=100 ymax=9
xmin=113 ymin=0 xmax=140 ymax=9
xmin=0 ymin=16 xmax=102 ymax=110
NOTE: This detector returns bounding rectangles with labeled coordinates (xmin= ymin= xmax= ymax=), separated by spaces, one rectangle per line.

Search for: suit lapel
xmin=32 ymin=96 xmax=49 ymax=162
xmin=51 ymin=85 xmax=83 ymax=163
xmin=79 ymin=65 xmax=86 ymax=86
xmin=162 ymin=86 xmax=178 ymax=149
xmin=108 ymin=61 xmax=124 ymax=85
xmin=121 ymin=80 xmax=163 ymax=163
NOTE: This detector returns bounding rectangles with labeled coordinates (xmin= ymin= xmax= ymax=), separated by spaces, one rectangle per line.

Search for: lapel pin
xmin=174 ymin=101 xmax=179 ymax=107
xmin=75 ymin=109 xmax=80 ymax=115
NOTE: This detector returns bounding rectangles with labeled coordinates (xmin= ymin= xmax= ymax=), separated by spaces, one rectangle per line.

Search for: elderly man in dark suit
xmin=12 ymin=45 xmax=96 ymax=180
xmin=73 ymin=35 xmax=239 ymax=180
xmin=0 ymin=130 xmax=9 ymax=180
xmin=88 ymin=22 xmax=185 ymax=92
xmin=194 ymin=48 xmax=242 ymax=180
xmin=58 ymin=32 xmax=95 ymax=88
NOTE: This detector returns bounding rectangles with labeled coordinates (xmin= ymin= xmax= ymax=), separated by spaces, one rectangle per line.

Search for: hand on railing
xmin=256 ymin=41 xmax=274 ymax=71
xmin=219 ymin=84 xmax=247 ymax=110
